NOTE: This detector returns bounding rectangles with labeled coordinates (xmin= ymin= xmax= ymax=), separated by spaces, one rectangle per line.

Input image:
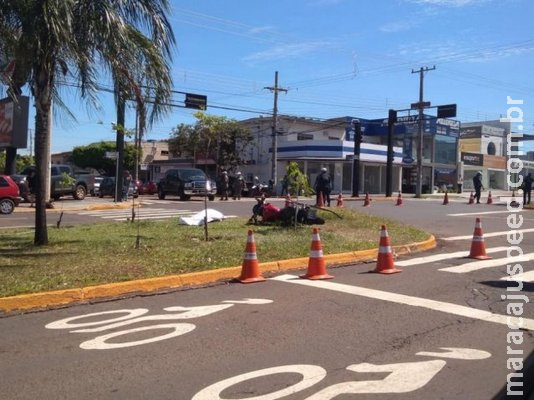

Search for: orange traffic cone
xmin=237 ymin=230 xmax=266 ymax=283
xmin=317 ymin=192 xmax=325 ymax=208
xmin=336 ymin=193 xmax=344 ymax=207
xmin=442 ymin=192 xmax=449 ymax=205
xmin=395 ymin=192 xmax=403 ymax=206
xmin=285 ymin=194 xmax=292 ymax=208
xmin=372 ymin=225 xmax=402 ymax=274
xmin=486 ymin=191 xmax=493 ymax=204
xmin=363 ymin=192 xmax=371 ymax=207
xmin=300 ymin=228 xmax=333 ymax=280
xmin=467 ymin=218 xmax=492 ymax=260
xmin=468 ymin=192 xmax=474 ymax=204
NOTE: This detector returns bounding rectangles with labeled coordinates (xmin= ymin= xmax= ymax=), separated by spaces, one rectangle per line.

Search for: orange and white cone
xmin=300 ymin=228 xmax=333 ymax=280
xmin=468 ymin=192 xmax=474 ymax=204
xmin=336 ymin=193 xmax=344 ymax=207
xmin=363 ymin=192 xmax=371 ymax=207
xmin=395 ymin=192 xmax=403 ymax=206
xmin=372 ymin=225 xmax=402 ymax=274
xmin=317 ymin=192 xmax=325 ymax=208
xmin=486 ymin=191 xmax=493 ymax=204
xmin=237 ymin=230 xmax=266 ymax=283
xmin=442 ymin=192 xmax=449 ymax=205
xmin=467 ymin=218 xmax=492 ymax=260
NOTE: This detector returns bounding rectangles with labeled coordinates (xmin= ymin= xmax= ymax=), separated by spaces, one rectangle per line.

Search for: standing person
xmin=457 ymin=175 xmax=463 ymax=194
xmin=314 ymin=167 xmax=332 ymax=206
xmin=232 ymin=172 xmax=245 ymax=200
xmin=523 ymin=173 xmax=533 ymax=205
xmin=280 ymin=174 xmax=289 ymax=196
xmin=219 ymin=170 xmax=229 ymax=201
xmin=122 ymin=170 xmax=132 ymax=201
xmin=473 ymin=171 xmax=483 ymax=204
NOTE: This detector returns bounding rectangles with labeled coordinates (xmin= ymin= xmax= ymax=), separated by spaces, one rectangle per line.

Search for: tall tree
xmin=71 ymin=141 xmax=137 ymax=176
xmin=0 ymin=0 xmax=175 ymax=245
xmin=169 ymin=112 xmax=253 ymax=172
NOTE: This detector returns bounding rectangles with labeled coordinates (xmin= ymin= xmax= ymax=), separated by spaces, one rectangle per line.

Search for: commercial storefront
xmin=359 ymin=115 xmax=461 ymax=194
xmin=276 ymin=140 xmax=403 ymax=195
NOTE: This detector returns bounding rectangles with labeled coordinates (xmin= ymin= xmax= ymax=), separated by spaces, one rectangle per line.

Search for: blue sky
xmin=30 ymin=0 xmax=534 ymax=154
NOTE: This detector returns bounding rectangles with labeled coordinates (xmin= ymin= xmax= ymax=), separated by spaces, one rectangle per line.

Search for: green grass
xmin=0 ymin=208 xmax=429 ymax=297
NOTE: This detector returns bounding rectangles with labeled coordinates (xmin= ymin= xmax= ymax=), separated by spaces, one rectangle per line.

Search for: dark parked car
xmin=0 ymin=175 xmax=21 ymax=214
xmin=98 ymin=177 xmax=138 ymax=199
xmin=157 ymin=168 xmax=216 ymax=201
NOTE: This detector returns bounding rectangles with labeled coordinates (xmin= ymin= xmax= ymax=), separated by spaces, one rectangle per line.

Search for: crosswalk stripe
xmin=99 ymin=211 xmax=192 ymax=219
xmin=439 ymin=253 xmax=534 ymax=273
xmin=500 ymin=270 xmax=534 ymax=282
xmin=272 ymin=274 xmax=534 ymax=330
xmin=441 ymin=227 xmax=534 ymax=241
xmin=77 ymin=209 xmax=192 ymax=216
xmin=396 ymin=247 xmax=509 ymax=267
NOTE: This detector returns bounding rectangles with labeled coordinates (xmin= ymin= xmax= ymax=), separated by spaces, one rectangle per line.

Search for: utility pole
xmin=264 ymin=71 xmax=287 ymax=187
xmin=411 ymin=66 xmax=435 ymax=198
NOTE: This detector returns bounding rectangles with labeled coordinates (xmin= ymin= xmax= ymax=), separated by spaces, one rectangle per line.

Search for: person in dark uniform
xmin=473 ymin=171 xmax=483 ymax=204
xmin=523 ymin=173 xmax=533 ymax=205
xmin=219 ymin=170 xmax=229 ymax=201
xmin=314 ymin=167 xmax=332 ymax=206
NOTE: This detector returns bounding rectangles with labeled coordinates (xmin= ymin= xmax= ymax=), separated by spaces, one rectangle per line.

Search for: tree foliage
xmin=0 ymin=150 xmax=34 ymax=173
xmin=168 ymin=112 xmax=253 ymax=171
xmin=0 ymin=0 xmax=175 ymax=245
xmin=70 ymin=142 xmax=138 ymax=176
xmin=286 ymin=161 xmax=314 ymax=196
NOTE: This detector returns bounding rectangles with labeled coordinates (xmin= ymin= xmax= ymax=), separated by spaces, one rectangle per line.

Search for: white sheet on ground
xmin=179 ymin=209 xmax=225 ymax=226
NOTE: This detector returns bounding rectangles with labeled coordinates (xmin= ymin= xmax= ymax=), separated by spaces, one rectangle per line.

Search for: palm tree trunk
xmin=33 ymin=66 xmax=53 ymax=245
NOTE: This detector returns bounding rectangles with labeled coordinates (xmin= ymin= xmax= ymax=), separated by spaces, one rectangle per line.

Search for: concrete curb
xmin=0 ymin=235 xmax=436 ymax=315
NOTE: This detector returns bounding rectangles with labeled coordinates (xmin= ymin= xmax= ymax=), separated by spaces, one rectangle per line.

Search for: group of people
xmin=218 ymin=170 xmax=245 ymax=201
xmin=472 ymin=171 xmax=532 ymax=205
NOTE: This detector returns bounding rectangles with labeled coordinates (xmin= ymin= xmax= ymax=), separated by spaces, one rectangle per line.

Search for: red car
xmin=0 ymin=175 xmax=21 ymax=214
xmin=138 ymin=181 xmax=157 ymax=195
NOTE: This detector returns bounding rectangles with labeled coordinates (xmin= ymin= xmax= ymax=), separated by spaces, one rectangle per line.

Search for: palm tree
xmin=0 ymin=0 xmax=175 ymax=245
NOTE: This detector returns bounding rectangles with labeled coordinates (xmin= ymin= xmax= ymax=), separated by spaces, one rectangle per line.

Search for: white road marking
xmin=439 ymin=253 xmax=534 ymax=273
xmin=442 ymin=227 xmax=534 ymax=241
xmin=500 ymin=270 xmax=534 ymax=282
xmin=396 ymin=247 xmax=509 ymax=267
xmin=447 ymin=210 xmax=524 ymax=217
xmin=271 ymin=274 xmax=534 ymax=330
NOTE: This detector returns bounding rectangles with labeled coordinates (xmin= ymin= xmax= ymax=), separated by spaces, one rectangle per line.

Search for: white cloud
xmin=243 ymin=41 xmax=332 ymax=63
xmin=380 ymin=20 xmax=418 ymax=33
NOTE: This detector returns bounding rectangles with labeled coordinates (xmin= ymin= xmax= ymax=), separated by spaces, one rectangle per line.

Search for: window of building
xmin=434 ymin=134 xmax=457 ymax=164
xmin=297 ymin=133 xmax=313 ymax=141
xmin=487 ymin=142 xmax=496 ymax=155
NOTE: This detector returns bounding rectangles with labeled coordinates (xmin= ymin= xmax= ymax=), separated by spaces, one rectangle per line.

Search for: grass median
xmin=0 ymin=208 xmax=429 ymax=298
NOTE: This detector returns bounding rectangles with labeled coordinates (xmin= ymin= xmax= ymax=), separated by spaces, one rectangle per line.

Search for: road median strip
xmin=0 ymin=235 xmax=435 ymax=315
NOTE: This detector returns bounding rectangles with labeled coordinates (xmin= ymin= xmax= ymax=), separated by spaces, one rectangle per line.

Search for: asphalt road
xmin=1 ymin=195 xmax=533 ymax=399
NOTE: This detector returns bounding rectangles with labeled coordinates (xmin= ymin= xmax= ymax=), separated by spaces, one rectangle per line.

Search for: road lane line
xmin=438 ymin=253 xmax=534 ymax=273
xmin=441 ymin=228 xmax=534 ymax=241
xmin=396 ymin=247 xmax=509 ymax=267
xmin=447 ymin=210 xmax=524 ymax=217
xmin=500 ymin=270 xmax=534 ymax=282
xmin=271 ymin=274 xmax=534 ymax=331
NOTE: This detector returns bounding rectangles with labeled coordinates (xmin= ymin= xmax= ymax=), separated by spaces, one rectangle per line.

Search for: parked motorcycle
xmin=248 ymin=178 xmax=274 ymax=198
